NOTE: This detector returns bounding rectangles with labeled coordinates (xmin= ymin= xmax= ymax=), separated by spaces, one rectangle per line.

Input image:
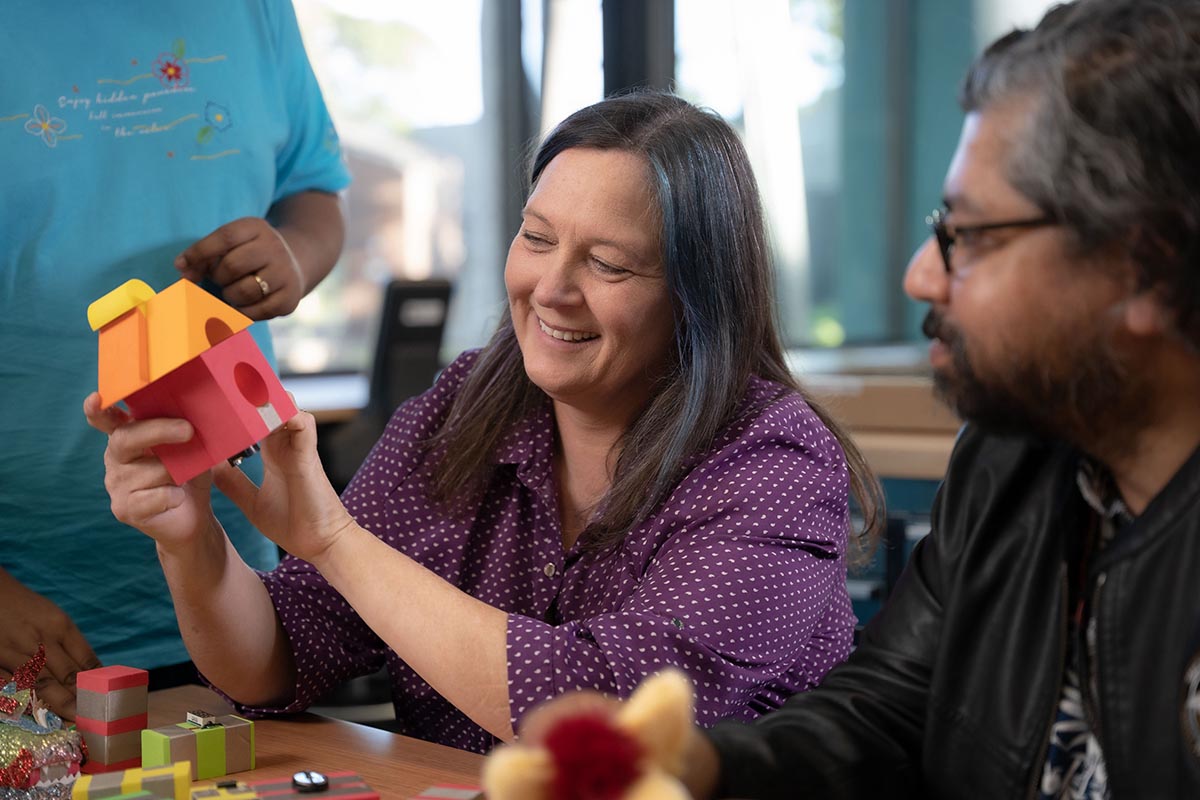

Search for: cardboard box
xmin=142 ymin=716 xmax=255 ymax=781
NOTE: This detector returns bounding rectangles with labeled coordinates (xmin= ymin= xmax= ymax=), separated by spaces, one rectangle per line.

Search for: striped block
xmin=81 ymin=755 xmax=142 ymax=775
xmin=76 ymin=665 xmax=150 ymax=773
xmin=142 ymin=715 xmax=254 ymax=781
xmin=77 ymin=684 xmax=149 ymax=721
xmin=190 ymin=771 xmax=379 ymax=799
xmin=71 ymin=761 xmax=190 ymax=800
xmin=187 ymin=784 xmax=257 ymax=800
xmin=410 ymin=787 xmax=484 ymax=800
xmin=77 ymin=713 xmax=150 ymax=736
xmin=79 ymin=726 xmax=143 ymax=766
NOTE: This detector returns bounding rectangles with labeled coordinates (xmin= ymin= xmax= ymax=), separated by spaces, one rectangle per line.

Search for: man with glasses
xmin=691 ymin=0 xmax=1200 ymax=795
xmin=514 ymin=0 xmax=1200 ymax=797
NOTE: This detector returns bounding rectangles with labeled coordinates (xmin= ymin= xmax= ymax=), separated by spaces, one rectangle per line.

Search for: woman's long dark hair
xmin=427 ymin=91 xmax=883 ymax=560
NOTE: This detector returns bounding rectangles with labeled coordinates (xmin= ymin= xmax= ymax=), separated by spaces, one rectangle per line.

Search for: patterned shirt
xmin=230 ymin=351 xmax=856 ymax=752
xmin=1038 ymin=463 xmax=1132 ymax=799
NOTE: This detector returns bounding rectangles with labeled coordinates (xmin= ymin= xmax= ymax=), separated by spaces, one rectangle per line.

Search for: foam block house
xmin=88 ymin=279 xmax=297 ymax=484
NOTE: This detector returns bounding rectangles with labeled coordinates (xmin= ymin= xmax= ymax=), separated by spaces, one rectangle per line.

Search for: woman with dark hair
xmin=86 ymin=91 xmax=883 ymax=754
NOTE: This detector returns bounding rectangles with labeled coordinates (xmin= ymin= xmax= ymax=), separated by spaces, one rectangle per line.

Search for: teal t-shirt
xmin=0 ymin=1 xmax=351 ymax=668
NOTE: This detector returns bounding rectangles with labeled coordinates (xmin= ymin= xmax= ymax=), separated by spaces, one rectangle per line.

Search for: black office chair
xmin=311 ymin=279 xmax=452 ymax=728
xmin=322 ymin=278 xmax=452 ymax=494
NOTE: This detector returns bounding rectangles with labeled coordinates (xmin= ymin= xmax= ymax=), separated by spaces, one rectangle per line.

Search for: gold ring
xmin=253 ymin=273 xmax=270 ymax=297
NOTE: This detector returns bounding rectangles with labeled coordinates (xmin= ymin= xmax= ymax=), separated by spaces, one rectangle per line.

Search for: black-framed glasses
xmin=926 ymin=207 xmax=1057 ymax=274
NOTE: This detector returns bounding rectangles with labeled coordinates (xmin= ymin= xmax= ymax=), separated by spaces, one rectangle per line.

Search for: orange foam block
xmin=97 ymin=308 xmax=150 ymax=409
xmin=142 ymin=280 xmax=253 ymax=386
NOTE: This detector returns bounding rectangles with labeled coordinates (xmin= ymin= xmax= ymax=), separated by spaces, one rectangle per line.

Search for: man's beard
xmin=922 ymin=309 xmax=1145 ymax=450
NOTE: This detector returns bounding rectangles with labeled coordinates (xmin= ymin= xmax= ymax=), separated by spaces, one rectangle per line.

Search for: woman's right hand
xmin=83 ymin=393 xmax=218 ymax=549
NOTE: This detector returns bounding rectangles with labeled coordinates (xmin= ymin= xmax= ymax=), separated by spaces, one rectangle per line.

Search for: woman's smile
xmin=537 ymin=316 xmax=600 ymax=343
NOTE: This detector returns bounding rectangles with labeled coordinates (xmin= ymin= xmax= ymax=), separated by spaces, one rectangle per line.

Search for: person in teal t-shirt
xmin=0 ymin=0 xmax=351 ymax=719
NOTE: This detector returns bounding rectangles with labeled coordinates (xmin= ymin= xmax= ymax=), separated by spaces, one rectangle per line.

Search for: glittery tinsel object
xmin=0 ymin=783 xmax=75 ymax=800
xmin=0 ymin=645 xmax=84 ymax=797
xmin=0 ymin=725 xmax=83 ymax=790
xmin=10 ymin=647 xmax=45 ymax=693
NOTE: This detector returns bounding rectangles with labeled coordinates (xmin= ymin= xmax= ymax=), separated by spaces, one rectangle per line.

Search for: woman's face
xmin=505 ymin=147 xmax=675 ymax=426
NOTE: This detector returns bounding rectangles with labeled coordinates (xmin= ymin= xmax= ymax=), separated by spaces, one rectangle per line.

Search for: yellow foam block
xmin=88 ymin=279 xmax=155 ymax=332
xmin=71 ymin=761 xmax=190 ymax=800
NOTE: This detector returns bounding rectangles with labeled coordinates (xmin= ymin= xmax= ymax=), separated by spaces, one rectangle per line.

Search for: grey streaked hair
xmin=962 ymin=0 xmax=1200 ymax=344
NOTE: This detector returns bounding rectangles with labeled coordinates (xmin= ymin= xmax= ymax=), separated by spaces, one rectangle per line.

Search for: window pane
xmin=678 ymin=0 xmax=1060 ymax=349
xmin=539 ymin=0 xmax=604 ymax=135
xmin=272 ymin=0 xmax=490 ymax=375
xmin=676 ymin=0 xmax=846 ymax=347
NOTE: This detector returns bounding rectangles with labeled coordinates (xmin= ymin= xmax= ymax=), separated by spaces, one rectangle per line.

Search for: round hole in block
xmin=234 ymin=362 xmax=270 ymax=407
xmin=206 ymin=317 xmax=234 ymax=346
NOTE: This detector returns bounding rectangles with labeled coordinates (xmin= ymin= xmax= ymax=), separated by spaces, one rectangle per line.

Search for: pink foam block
xmin=76 ymin=666 xmax=149 ymax=693
xmin=124 ymin=329 xmax=297 ymax=484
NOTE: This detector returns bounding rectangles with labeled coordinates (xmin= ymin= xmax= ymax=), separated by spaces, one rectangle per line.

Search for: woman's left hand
xmin=174 ymin=217 xmax=307 ymax=321
xmin=214 ymin=411 xmax=356 ymax=564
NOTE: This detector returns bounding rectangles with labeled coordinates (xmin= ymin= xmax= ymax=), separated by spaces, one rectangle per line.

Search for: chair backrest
xmin=368 ymin=279 xmax=452 ymax=416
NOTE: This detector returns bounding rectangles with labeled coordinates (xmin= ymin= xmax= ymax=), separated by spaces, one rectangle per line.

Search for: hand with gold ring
xmin=174 ymin=217 xmax=306 ymax=321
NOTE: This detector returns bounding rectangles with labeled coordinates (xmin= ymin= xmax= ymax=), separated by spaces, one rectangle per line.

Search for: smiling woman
xmin=504 ymin=148 xmax=676 ymax=534
xmin=87 ymin=91 xmax=884 ymax=756
xmin=432 ymin=92 xmax=883 ymax=554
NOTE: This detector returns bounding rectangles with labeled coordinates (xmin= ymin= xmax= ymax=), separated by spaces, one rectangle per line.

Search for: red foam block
xmin=75 ymin=713 xmax=148 ymax=736
xmin=124 ymin=329 xmax=297 ymax=484
xmin=81 ymin=755 xmax=142 ymax=774
xmin=76 ymin=666 xmax=148 ymax=693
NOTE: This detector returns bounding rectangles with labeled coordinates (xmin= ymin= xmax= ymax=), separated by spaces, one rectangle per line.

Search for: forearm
xmin=311 ymin=523 xmax=514 ymax=740
xmin=156 ymin=517 xmax=295 ymax=706
xmin=682 ymin=728 xmax=721 ymax=799
xmin=269 ymin=190 xmax=344 ymax=295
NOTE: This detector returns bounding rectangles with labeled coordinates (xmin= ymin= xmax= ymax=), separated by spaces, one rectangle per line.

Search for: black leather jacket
xmin=708 ymin=424 xmax=1200 ymax=798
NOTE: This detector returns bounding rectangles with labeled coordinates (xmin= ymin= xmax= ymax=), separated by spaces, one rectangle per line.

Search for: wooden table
xmin=149 ymin=685 xmax=484 ymax=799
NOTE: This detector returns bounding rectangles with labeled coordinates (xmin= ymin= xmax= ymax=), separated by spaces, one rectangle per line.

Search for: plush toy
xmin=483 ymin=670 xmax=694 ymax=800
xmin=0 ymin=645 xmax=87 ymax=799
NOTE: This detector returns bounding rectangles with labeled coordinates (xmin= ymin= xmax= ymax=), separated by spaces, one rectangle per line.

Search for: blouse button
xmin=544 ymin=563 xmax=557 ymax=577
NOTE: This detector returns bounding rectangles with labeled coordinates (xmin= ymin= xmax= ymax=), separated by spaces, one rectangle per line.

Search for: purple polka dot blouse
xmin=230 ymin=351 xmax=855 ymax=753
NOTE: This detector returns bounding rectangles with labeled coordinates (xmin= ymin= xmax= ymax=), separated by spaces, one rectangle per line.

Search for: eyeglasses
xmin=926 ymin=207 xmax=1057 ymax=274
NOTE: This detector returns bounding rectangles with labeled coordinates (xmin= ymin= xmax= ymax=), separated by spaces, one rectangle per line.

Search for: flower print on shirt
xmin=24 ymin=105 xmax=66 ymax=147
xmin=154 ymin=39 xmax=190 ymax=88
xmin=204 ymin=102 xmax=231 ymax=132
xmin=197 ymin=100 xmax=233 ymax=146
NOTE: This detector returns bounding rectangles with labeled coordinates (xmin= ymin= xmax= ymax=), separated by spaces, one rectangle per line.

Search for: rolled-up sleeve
xmin=225 ymin=355 xmax=480 ymax=716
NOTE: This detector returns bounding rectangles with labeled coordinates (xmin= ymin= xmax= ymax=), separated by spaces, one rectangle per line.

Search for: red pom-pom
xmin=544 ymin=714 xmax=643 ymax=800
